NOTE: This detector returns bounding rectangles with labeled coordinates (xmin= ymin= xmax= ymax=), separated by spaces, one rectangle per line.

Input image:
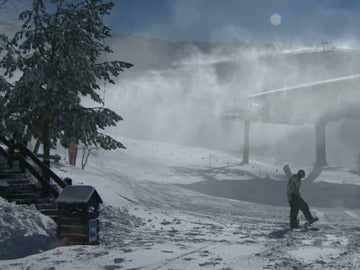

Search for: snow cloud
xmin=104 ymin=35 xmax=360 ymax=166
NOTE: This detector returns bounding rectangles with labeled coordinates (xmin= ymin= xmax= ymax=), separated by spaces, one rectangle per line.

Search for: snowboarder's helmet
xmin=297 ymin=169 xmax=305 ymax=178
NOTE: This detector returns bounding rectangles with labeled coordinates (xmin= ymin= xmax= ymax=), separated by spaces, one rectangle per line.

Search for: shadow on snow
xmin=177 ymin=165 xmax=360 ymax=209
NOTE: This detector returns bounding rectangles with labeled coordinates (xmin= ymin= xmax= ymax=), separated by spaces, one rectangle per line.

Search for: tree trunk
xmin=33 ymin=140 xmax=41 ymax=154
xmin=42 ymin=121 xmax=50 ymax=182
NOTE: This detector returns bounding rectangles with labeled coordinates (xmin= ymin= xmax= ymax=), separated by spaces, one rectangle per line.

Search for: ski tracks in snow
xmin=263 ymin=207 xmax=360 ymax=269
xmin=344 ymin=210 xmax=360 ymax=219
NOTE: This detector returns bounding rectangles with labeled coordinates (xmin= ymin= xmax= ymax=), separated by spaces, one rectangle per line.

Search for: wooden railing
xmin=0 ymin=136 xmax=68 ymax=197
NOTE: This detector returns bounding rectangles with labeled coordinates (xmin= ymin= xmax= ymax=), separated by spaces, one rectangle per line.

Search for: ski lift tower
xmin=223 ymin=74 xmax=360 ymax=167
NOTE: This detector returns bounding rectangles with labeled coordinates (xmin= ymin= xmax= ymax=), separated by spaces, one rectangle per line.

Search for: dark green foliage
xmin=0 ymin=0 xmax=132 ymax=153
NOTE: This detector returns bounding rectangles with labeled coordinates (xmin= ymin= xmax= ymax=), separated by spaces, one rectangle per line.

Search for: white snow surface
xmin=1 ymin=137 xmax=360 ymax=269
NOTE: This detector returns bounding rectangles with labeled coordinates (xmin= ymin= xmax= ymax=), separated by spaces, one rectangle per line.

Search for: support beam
xmin=242 ymin=119 xmax=250 ymax=164
xmin=314 ymin=120 xmax=328 ymax=167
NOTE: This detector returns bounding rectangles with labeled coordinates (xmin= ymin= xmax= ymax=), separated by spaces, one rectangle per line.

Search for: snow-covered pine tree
xmin=0 ymin=0 xmax=132 ymax=165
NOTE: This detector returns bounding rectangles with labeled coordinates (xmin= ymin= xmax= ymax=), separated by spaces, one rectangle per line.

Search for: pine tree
xmin=0 ymin=0 xmax=132 ymax=165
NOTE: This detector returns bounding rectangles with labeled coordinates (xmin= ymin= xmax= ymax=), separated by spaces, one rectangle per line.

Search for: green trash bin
xmin=55 ymin=185 xmax=103 ymax=245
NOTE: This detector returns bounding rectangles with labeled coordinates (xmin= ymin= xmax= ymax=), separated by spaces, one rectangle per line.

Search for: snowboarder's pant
xmin=288 ymin=196 xmax=313 ymax=228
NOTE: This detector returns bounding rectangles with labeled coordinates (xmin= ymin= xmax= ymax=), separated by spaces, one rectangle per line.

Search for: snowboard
xmin=269 ymin=219 xmax=319 ymax=238
xmin=269 ymin=224 xmax=318 ymax=238
xmin=292 ymin=222 xmax=319 ymax=232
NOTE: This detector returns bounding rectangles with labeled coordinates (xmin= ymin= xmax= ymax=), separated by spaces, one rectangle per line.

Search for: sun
xmin=270 ymin=13 xmax=282 ymax=26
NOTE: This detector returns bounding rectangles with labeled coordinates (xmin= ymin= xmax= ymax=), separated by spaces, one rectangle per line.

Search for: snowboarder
xmin=284 ymin=165 xmax=318 ymax=229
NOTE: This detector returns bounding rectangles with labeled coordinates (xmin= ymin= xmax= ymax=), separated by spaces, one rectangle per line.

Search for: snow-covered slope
xmin=1 ymin=138 xmax=360 ymax=269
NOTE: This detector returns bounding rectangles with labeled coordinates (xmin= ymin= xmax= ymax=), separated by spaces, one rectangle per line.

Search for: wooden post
xmin=242 ymin=119 xmax=250 ymax=164
xmin=68 ymin=142 xmax=78 ymax=166
xmin=315 ymin=119 xmax=328 ymax=167
xmin=19 ymin=140 xmax=27 ymax=173
xmin=7 ymin=138 xmax=14 ymax=168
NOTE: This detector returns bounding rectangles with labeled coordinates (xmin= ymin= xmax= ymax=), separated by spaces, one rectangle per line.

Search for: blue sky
xmin=107 ymin=0 xmax=360 ymax=45
xmin=1 ymin=0 xmax=359 ymax=46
